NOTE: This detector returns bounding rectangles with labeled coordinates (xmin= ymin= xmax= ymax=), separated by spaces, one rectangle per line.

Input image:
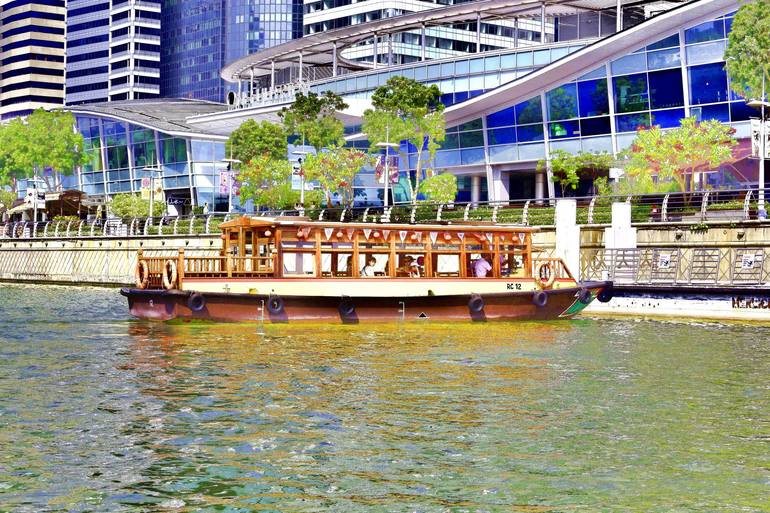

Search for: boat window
xmin=396 ymin=254 xmax=424 ymax=277
xmin=319 ymin=252 xmax=355 ymax=277
xmin=434 ymin=254 xmax=460 ymax=277
xmin=358 ymin=254 xmax=389 ymax=277
xmin=283 ymin=252 xmax=316 ymax=276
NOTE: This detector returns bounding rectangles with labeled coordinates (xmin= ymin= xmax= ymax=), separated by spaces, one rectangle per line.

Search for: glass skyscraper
xmin=161 ymin=0 xmax=303 ymax=102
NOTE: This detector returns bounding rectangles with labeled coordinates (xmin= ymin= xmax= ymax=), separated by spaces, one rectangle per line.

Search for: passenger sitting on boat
xmin=360 ymin=256 xmax=377 ymax=277
xmin=398 ymin=256 xmax=421 ymax=277
xmin=500 ymin=255 xmax=510 ymax=276
xmin=472 ymin=254 xmax=492 ymax=277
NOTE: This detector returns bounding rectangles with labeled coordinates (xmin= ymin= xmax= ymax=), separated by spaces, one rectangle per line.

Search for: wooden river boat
xmin=121 ymin=216 xmax=612 ymax=322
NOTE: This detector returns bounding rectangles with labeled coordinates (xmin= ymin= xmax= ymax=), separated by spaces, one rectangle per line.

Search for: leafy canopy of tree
xmin=109 ymin=193 xmax=165 ymax=218
xmin=418 ymin=173 xmax=458 ymax=204
xmin=225 ymin=119 xmax=287 ymax=163
xmin=279 ymin=91 xmax=347 ymax=149
xmin=724 ymin=0 xmax=770 ymax=101
xmin=0 ymin=190 xmax=16 ymax=211
xmin=0 ymin=109 xmax=86 ymax=192
xmin=301 ymin=149 xmax=373 ymax=207
xmin=537 ymin=150 xmax=613 ymax=196
xmin=622 ymin=117 xmax=736 ymax=193
xmin=237 ymin=154 xmax=298 ymax=209
xmin=362 ymin=76 xmax=446 ymax=203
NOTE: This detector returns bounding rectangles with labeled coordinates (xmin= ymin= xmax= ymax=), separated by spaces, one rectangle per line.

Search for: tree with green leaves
xmin=537 ymin=150 xmax=613 ymax=196
xmin=0 ymin=121 xmax=27 ymax=192
xmin=418 ymin=173 xmax=458 ymax=204
xmin=225 ymin=119 xmax=287 ymax=163
xmin=109 ymin=193 xmax=164 ymax=218
xmin=0 ymin=110 xmax=86 ymax=192
xmin=237 ymin=154 xmax=297 ymax=209
xmin=623 ymin=117 xmax=737 ymax=193
xmin=724 ymin=0 xmax=770 ymax=101
xmin=362 ymin=76 xmax=446 ymax=204
xmin=301 ymin=148 xmax=372 ymax=207
xmin=0 ymin=189 xmax=16 ymax=212
xmin=279 ymin=91 xmax=347 ymax=149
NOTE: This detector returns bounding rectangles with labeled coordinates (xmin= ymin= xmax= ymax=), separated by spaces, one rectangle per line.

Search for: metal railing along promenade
xmin=581 ymin=247 xmax=770 ymax=287
xmin=1 ymin=187 xmax=768 ymax=240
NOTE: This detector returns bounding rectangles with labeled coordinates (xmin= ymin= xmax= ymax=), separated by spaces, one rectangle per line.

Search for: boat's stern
xmin=120 ymin=288 xmax=182 ymax=321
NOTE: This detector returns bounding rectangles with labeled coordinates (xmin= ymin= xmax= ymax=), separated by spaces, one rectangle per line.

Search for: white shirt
xmin=361 ymin=265 xmax=376 ymax=277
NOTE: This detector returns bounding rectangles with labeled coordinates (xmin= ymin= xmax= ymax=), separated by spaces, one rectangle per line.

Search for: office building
xmin=64 ymin=0 xmax=162 ymax=105
xmin=0 ymin=0 xmax=66 ymax=120
xmin=161 ymin=0 xmax=303 ymax=102
xmin=108 ymin=0 xmax=161 ymax=101
xmin=65 ymin=0 xmax=110 ymax=105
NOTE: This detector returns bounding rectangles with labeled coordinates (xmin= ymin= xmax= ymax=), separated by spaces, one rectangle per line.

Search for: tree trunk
xmin=413 ymin=147 xmax=422 ymax=205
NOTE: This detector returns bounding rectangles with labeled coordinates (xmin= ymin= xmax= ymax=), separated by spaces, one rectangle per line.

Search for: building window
xmin=650 ymin=108 xmax=685 ymax=128
xmin=688 ymin=63 xmax=728 ymax=105
xmin=515 ymin=97 xmax=542 ymax=124
xmin=613 ymin=73 xmax=649 ymax=113
xmin=649 ymin=68 xmax=684 ymax=109
xmin=577 ymin=78 xmax=609 ymax=117
xmin=547 ymin=83 xmax=579 ymax=121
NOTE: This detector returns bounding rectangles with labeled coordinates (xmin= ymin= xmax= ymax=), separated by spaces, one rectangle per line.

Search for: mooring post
xmin=555 ymin=199 xmax=580 ymax=277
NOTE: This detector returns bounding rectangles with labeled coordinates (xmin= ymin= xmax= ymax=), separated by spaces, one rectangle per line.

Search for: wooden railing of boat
xmin=136 ymin=249 xmax=276 ymax=289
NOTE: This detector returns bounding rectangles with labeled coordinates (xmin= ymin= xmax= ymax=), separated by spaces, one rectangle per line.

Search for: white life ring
xmin=535 ymin=261 xmax=556 ymax=290
xmin=135 ymin=260 xmax=149 ymax=289
xmin=162 ymin=260 xmax=178 ymax=290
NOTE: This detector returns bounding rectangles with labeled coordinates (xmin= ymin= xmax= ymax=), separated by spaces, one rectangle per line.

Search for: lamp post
xmin=748 ymin=75 xmax=769 ymax=215
xmin=30 ymin=171 xmax=42 ymax=224
xmin=375 ymin=126 xmax=399 ymax=207
xmin=143 ymin=167 xmax=162 ymax=219
xmin=221 ymin=158 xmax=242 ymax=213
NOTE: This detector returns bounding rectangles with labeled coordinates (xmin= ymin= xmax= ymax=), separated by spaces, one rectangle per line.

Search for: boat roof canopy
xmin=221 ymin=216 xmax=537 ymax=233
xmin=219 ymin=217 xmax=279 ymax=229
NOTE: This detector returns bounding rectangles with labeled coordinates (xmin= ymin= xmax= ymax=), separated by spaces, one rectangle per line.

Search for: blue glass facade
xmin=386 ymin=12 xmax=749 ymax=194
xmin=161 ymin=0 xmax=303 ymax=102
xmin=75 ymin=115 xmax=236 ymax=213
xmin=160 ymin=0 xmax=226 ymax=101
xmin=312 ymin=9 xmax=749 ymax=203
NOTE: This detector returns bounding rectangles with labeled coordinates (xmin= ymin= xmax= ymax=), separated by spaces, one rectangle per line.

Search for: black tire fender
xmin=532 ymin=290 xmax=548 ymax=308
xmin=577 ymin=287 xmax=592 ymax=305
xmin=267 ymin=294 xmax=285 ymax=314
xmin=597 ymin=285 xmax=614 ymax=303
xmin=339 ymin=299 xmax=356 ymax=317
xmin=187 ymin=292 xmax=206 ymax=312
xmin=468 ymin=294 xmax=485 ymax=313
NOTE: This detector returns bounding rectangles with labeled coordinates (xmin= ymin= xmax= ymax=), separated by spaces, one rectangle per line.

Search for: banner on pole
xmin=750 ymin=118 xmax=770 ymax=158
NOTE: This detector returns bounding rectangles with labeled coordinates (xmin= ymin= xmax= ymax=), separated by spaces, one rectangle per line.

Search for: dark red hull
xmin=120 ymin=282 xmax=609 ymax=323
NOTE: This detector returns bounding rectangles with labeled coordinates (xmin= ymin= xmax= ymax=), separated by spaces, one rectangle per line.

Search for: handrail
xmin=2 ymin=187 xmax=770 ymax=240
xmin=581 ymin=246 xmax=770 ymax=286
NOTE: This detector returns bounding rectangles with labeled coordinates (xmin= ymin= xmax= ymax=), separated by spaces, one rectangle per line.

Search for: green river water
xmin=0 ymin=284 xmax=767 ymax=512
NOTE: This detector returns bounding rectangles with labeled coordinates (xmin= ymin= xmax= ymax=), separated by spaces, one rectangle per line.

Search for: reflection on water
xmin=0 ymin=284 xmax=768 ymax=512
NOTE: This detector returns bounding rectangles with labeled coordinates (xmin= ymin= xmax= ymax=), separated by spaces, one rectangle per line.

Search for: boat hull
xmin=120 ymin=281 xmax=610 ymax=323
